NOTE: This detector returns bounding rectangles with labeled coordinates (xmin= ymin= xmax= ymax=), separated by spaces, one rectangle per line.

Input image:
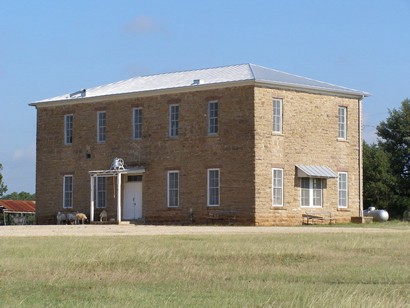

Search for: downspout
xmin=358 ymin=96 xmax=364 ymax=218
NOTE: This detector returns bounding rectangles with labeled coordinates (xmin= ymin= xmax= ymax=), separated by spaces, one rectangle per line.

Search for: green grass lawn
xmin=0 ymin=226 xmax=409 ymax=307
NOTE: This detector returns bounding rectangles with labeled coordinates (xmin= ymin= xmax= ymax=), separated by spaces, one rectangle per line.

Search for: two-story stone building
xmin=31 ymin=64 xmax=369 ymax=225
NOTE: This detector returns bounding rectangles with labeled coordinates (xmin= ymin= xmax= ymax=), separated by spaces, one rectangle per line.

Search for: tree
xmin=0 ymin=191 xmax=35 ymax=200
xmin=0 ymin=163 xmax=7 ymax=197
xmin=363 ymin=142 xmax=396 ymax=210
xmin=376 ymin=99 xmax=410 ymax=216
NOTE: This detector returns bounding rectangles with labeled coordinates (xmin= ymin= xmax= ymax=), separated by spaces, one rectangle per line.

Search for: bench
xmin=302 ymin=211 xmax=336 ymax=225
xmin=207 ymin=209 xmax=239 ymax=225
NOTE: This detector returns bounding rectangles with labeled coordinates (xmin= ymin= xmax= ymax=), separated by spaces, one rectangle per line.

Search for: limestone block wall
xmin=35 ymin=86 xmax=256 ymax=224
xmin=253 ymin=87 xmax=361 ymax=225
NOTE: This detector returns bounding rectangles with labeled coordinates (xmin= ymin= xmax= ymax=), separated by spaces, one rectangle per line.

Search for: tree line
xmin=364 ymin=99 xmax=410 ymax=218
xmin=0 ymin=100 xmax=409 ymax=217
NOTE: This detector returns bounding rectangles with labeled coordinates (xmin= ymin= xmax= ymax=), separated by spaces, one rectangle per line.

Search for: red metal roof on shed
xmin=0 ymin=200 xmax=36 ymax=212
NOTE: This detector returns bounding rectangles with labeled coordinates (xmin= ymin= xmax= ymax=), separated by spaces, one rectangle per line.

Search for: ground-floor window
xmin=97 ymin=177 xmax=106 ymax=208
xmin=63 ymin=175 xmax=73 ymax=208
xmin=208 ymin=169 xmax=220 ymax=206
xmin=167 ymin=171 xmax=179 ymax=208
xmin=301 ymin=178 xmax=323 ymax=207
xmin=338 ymin=172 xmax=348 ymax=208
xmin=272 ymin=168 xmax=283 ymax=206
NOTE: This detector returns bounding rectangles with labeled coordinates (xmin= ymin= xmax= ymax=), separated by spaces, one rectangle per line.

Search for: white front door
xmin=123 ymin=178 xmax=142 ymax=220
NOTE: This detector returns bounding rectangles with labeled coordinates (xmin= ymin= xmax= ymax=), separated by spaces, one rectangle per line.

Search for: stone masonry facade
xmin=34 ymin=83 xmax=361 ymax=225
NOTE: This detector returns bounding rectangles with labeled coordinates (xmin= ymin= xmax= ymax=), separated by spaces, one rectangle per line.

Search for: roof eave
xmin=29 ymin=80 xmax=255 ymax=108
xmin=255 ymin=80 xmax=370 ymax=99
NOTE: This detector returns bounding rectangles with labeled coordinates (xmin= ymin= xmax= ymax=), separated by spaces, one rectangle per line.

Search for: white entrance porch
xmin=89 ymin=161 xmax=145 ymax=223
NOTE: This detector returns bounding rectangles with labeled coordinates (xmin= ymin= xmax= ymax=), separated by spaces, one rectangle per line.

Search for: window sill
xmin=337 ymin=208 xmax=350 ymax=212
xmin=337 ymin=138 xmax=348 ymax=142
xmin=272 ymin=132 xmax=284 ymax=137
xmin=272 ymin=206 xmax=286 ymax=210
xmin=300 ymin=206 xmax=323 ymax=209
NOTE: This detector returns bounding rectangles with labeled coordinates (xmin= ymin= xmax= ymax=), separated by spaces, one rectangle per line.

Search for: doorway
xmin=123 ymin=175 xmax=142 ymax=220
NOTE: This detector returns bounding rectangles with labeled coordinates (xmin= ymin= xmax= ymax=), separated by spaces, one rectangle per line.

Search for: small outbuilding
xmin=0 ymin=200 xmax=36 ymax=225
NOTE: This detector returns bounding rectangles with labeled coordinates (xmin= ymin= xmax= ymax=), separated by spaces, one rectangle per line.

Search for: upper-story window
xmin=63 ymin=175 xmax=73 ymax=209
xmin=272 ymin=168 xmax=284 ymax=206
xmin=97 ymin=111 xmax=106 ymax=143
xmin=64 ymin=114 xmax=73 ymax=145
xmin=338 ymin=172 xmax=348 ymax=208
xmin=169 ymin=104 xmax=179 ymax=138
xmin=301 ymin=178 xmax=323 ymax=207
xmin=273 ymin=99 xmax=283 ymax=133
xmin=338 ymin=106 xmax=347 ymax=139
xmin=208 ymin=100 xmax=218 ymax=135
xmin=133 ymin=108 xmax=142 ymax=140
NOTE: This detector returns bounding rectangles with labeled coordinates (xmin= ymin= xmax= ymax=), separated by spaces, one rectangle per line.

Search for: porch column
xmin=90 ymin=175 xmax=95 ymax=222
xmin=117 ymin=173 xmax=122 ymax=222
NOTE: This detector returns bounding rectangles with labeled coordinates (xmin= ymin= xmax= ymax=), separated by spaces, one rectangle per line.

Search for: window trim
xmin=338 ymin=106 xmax=347 ymax=140
xmin=133 ymin=107 xmax=142 ymax=140
xmin=97 ymin=111 xmax=106 ymax=143
xmin=273 ymin=98 xmax=283 ymax=133
xmin=272 ymin=168 xmax=284 ymax=206
xmin=96 ymin=177 xmax=107 ymax=209
xmin=300 ymin=178 xmax=323 ymax=208
xmin=167 ymin=171 xmax=179 ymax=208
xmin=207 ymin=168 xmax=220 ymax=207
xmin=168 ymin=104 xmax=179 ymax=138
xmin=63 ymin=175 xmax=73 ymax=209
xmin=64 ymin=114 xmax=73 ymax=145
xmin=338 ymin=172 xmax=348 ymax=208
xmin=208 ymin=100 xmax=219 ymax=135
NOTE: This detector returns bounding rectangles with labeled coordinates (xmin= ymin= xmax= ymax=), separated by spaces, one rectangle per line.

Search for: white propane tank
xmin=363 ymin=207 xmax=389 ymax=222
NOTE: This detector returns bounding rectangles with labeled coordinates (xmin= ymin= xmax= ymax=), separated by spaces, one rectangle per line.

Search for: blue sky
xmin=0 ymin=0 xmax=409 ymax=193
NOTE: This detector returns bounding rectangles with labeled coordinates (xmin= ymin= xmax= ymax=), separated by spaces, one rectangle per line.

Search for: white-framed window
xmin=301 ymin=178 xmax=323 ymax=207
xmin=96 ymin=177 xmax=106 ymax=209
xmin=167 ymin=171 xmax=179 ymax=208
xmin=207 ymin=169 xmax=220 ymax=206
xmin=273 ymin=98 xmax=282 ymax=133
xmin=97 ymin=111 xmax=106 ymax=143
xmin=133 ymin=107 xmax=142 ymax=140
xmin=272 ymin=168 xmax=284 ymax=206
xmin=64 ymin=114 xmax=73 ymax=145
xmin=169 ymin=104 xmax=179 ymax=138
xmin=338 ymin=106 xmax=347 ymax=139
xmin=208 ymin=100 xmax=218 ymax=135
xmin=63 ymin=175 xmax=73 ymax=209
xmin=338 ymin=172 xmax=348 ymax=208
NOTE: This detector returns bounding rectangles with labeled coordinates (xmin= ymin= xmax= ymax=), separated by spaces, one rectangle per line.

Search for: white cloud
xmin=125 ymin=16 xmax=165 ymax=35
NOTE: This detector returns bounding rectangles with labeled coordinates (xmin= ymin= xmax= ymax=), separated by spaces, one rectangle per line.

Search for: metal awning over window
xmin=296 ymin=165 xmax=338 ymax=178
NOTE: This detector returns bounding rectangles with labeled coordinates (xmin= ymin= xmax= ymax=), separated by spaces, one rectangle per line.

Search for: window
xmin=96 ymin=177 xmax=106 ymax=208
xmin=338 ymin=107 xmax=347 ymax=139
xmin=208 ymin=100 xmax=218 ymax=135
xmin=167 ymin=171 xmax=179 ymax=207
xmin=169 ymin=105 xmax=179 ymax=137
xmin=208 ymin=169 xmax=220 ymax=206
xmin=64 ymin=114 xmax=73 ymax=144
xmin=273 ymin=99 xmax=282 ymax=133
xmin=272 ymin=168 xmax=284 ymax=206
xmin=338 ymin=172 xmax=348 ymax=208
xmin=63 ymin=175 xmax=73 ymax=208
xmin=301 ymin=178 xmax=323 ymax=207
xmin=133 ymin=108 xmax=142 ymax=139
xmin=97 ymin=111 xmax=106 ymax=143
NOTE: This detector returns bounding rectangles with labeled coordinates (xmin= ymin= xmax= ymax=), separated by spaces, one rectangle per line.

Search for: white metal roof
xmin=32 ymin=63 xmax=369 ymax=106
xmin=296 ymin=165 xmax=338 ymax=178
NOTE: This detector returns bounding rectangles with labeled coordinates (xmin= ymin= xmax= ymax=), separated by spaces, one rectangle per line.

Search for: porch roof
xmin=296 ymin=165 xmax=338 ymax=179
xmin=89 ymin=166 xmax=145 ymax=177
